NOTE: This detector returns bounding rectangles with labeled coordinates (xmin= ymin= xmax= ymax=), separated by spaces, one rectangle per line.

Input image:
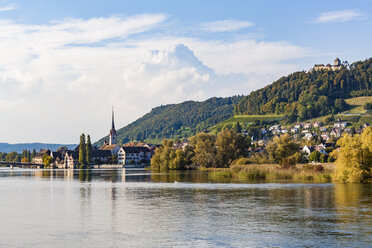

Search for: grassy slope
xmin=210 ymin=96 xmax=372 ymax=132
xmin=209 ymin=114 xmax=284 ymax=133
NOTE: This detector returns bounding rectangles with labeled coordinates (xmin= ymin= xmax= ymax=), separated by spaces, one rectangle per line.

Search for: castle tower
xmin=334 ymin=58 xmax=341 ymax=66
xmin=109 ymin=106 xmax=117 ymax=145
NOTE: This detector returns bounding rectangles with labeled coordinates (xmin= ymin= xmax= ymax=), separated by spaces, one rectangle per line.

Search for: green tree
xmin=5 ymin=151 xmax=18 ymax=162
xmin=86 ymin=135 xmax=92 ymax=165
xmin=334 ymin=98 xmax=347 ymax=112
xmin=42 ymin=154 xmax=53 ymax=168
xmin=170 ymin=149 xmax=186 ymax=170
xmin=363 ymin=102 xmax=372 ymax=110
xmin=31 ymin=149 xmax=36 ymax=160
xmin=27 ymin=150 xmax=31 ymax=162
xmin=333 ymin=127 xmax=372 ymax=182
xmin=191 ymin=133 xmax=216 ymax=168
xmin=57 ymin=146 xmax=68 ymax=151
xmin=215 ymin=129 xmax=248 ymax=167
xmin=309 ymin=151 xmax=321 ymax=162
xmin=235 ymin=122 xmax=242 ymax=133
xmin=324 ymin=115 xmax=335 ymax=125
xmin=79 ymin=133 xmax=87 ymax=167
xmin=266 ymin=134 xmax=301 ymax=166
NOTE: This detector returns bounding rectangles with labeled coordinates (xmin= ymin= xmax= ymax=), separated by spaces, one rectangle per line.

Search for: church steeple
xmin=111 ymin=106 xmax=115 ymax=131
xmin=109 ymin=106 xmax=117 ymax=145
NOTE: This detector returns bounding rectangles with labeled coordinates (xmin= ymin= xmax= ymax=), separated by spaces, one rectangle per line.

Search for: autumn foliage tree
xmin=333 ymin=127 xmax=372 ymax=182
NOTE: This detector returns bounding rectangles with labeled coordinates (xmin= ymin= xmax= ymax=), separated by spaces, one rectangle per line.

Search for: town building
xmin=32 ymin=149 xmax=51 ymax=164
xmin=118 ymin=146 xmax=152 ymax=165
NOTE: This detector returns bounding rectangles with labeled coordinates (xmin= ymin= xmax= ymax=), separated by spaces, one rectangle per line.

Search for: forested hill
xmin=96 ymin=96 xmax=243 ymax=145
xmin=0 ymin=143 xmax=77 ymax=153
xmin=235 ymin=58 xmax=372 ymax=121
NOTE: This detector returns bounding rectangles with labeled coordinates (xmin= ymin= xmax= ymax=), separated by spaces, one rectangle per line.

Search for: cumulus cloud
xmin=313 ymin=10 xmax=364 ymax=23
xmin=0 ymin=14 xmax=310 ymax=143
xmin=200 ymin=20 xmax=254 ymax=32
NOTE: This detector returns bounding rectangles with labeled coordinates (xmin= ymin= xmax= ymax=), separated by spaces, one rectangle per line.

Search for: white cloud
xmin=200 ymin=20 xmax=254 ymax=32
xmin=0 ymin=15 xmax=310 ymax=143
xmin=0 ymin=4 xmax=17 ymax=12
xmin=314 ymin=10 xmax=364 ymax=23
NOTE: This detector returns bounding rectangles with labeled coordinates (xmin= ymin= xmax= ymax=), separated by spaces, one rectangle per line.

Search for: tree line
xmin=235 ymin=58 xmax=372 ymax=122
xmin=0 ymin=149 xmax=37 ymax=163
xmin=95 ymin=96 xmax=243 ymax=146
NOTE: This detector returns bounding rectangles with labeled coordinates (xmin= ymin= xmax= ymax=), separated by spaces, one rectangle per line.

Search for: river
xmin=0 ymin=168 xmax=371 ymax=248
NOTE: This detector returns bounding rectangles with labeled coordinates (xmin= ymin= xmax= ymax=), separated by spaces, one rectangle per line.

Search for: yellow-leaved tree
xmin=333 ymin=127 xmax=372 ymax=182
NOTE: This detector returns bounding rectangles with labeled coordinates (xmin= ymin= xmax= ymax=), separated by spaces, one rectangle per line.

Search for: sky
xmin=0 ymin=0 xmax=371 ymax=143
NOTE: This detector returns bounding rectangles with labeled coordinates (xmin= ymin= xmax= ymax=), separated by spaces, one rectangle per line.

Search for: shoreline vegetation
xmin=151 ymin=127 xmax=372 ymax=183
xmin=206 ymin=163 xmax=333 ymax=182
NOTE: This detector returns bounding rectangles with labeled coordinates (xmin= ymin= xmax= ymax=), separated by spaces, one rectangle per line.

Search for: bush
xmin=231 ymin=157 xmax=251 ymax=165
xmin=363 ymin=102 xmax=372 ymax=110
xmin=313 ymin=164 xmax=324 ymax=172
xmin=208 ymin=170 xmax=232 ymax=179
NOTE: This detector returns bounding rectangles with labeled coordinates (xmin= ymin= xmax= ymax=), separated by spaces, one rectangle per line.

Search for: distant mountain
xmin=96 ymin=96 xmax=243 ymax=146
xmin=235 ymin=58 xmax=372 ymax=121
xmin=0 ymin=143 xmax=77 ymax=153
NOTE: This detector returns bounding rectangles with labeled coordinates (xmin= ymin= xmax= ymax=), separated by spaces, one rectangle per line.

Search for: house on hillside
xmin=291 ymin=127 xmax=299 ymax=133
xmin=321 ymin=133 xmax=330 ymax=141
xmin=294 ymin=123 xmax=303 ymax=129
xmin=269 ymin=124 xmax=281 ymax=131
xmin=313 ymin=122 xmax=323 ymax=128
xmin=334 ymin=122 xmax=348 ymax=129
xmin=314 ymin=144 xmax=328 ymax=155
xmin=320 ymin=127 xmax=327 ymax=132
xmin=304 ymin=123 xmax=312 ymax=129
xmin=302 ymin=145 xmax=314 ymax=156
xmin=304 ymin=132 xmax=315 ymax=141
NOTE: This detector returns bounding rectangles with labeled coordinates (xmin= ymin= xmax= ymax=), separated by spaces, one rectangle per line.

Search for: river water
xmin=0 ymin=168 xmax=371 ymax=248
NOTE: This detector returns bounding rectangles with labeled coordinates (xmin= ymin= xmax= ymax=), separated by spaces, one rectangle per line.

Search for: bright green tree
xmin=333 ymin=127 xmax=372 ymax=182
xmin=42 ymin=154 xmax=53 ymax=168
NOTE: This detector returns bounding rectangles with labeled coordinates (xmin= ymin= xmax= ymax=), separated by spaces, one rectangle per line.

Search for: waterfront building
xmin=32 ymin=149 xmax=51 ymax=164
xmin=118 ymin=146 xmax=151 ymax=165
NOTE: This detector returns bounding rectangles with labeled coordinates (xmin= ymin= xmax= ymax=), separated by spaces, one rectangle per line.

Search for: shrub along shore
xmin=207 ymin=163 xmax=334 ymax=182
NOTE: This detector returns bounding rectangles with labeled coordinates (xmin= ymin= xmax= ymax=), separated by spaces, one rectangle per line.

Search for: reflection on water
xmin=0 ymin=168 xmax=371 ymax=248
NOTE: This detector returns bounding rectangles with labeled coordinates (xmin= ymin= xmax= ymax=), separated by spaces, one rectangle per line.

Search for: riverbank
xmin=207 ymin=163 xmax=334 ymax=182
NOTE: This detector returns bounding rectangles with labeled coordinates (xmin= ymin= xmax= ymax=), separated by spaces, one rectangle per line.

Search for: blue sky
xmin=0 ymin=0 xmax=371 ymax=143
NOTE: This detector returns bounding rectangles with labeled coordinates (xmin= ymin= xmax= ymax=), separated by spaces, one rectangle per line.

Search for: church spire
xmin=109 ymin=106 xmax=117 ymax=145
xmin=111 ymin=105 xmax=115 ymax=131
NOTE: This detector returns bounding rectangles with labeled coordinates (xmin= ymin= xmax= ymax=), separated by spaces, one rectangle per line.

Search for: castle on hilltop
xmin=314 ymin=58 xmax=342 ymax=71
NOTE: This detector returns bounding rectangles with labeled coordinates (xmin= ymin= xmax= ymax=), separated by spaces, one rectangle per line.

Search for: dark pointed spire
xmin=111 ymin=105 xmax=115 ymax=131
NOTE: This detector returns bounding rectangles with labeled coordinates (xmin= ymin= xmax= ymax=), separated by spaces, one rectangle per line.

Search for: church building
xmin=100 ymin=107 xmax=120 ymax=156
